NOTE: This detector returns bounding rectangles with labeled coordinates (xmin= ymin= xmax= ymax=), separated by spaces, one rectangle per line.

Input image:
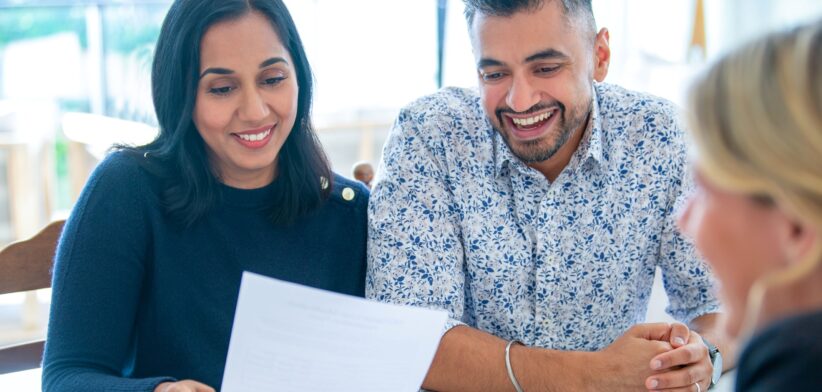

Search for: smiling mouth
xmin=510 ymin=111 xmax=554 ymax=129
xmin=231 ymin=125 xmax=275 ymax=149
xmin=235 ymin=128 xmax=271 ymax=141
xmin=500 ymin=108 xmax=559 ymax=141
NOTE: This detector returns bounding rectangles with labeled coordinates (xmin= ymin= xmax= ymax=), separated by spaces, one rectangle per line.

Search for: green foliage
xmin=0 ymin=7 xmax=88 ymax=49
xmin=103 ymin=5 xmax=169 ymax=54
xmin=0 ymin=4 xmax=170 ymax=54
xmin=53 ymin=137 xmax=71 ymax=211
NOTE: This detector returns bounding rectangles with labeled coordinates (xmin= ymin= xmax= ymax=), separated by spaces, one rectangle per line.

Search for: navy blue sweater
xmin=42 ymin=151 xmax=368 ymax=391
xmin=736 ymin=310 xmax=822 ymax=391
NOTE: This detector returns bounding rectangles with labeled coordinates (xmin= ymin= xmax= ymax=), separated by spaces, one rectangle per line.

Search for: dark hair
xmin=130 ymin=0 xmax=331 ymax=227
xmin=463 ymin=0 xmax=595 ymax=37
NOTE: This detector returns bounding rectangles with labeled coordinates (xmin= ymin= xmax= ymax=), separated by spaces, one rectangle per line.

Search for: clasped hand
xmin=598 ymin=322 xmax=712 ymax=392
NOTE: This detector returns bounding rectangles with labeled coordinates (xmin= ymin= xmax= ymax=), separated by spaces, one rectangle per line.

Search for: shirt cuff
xmin=669 ymin=301 xmax=722 ymax=324
xmin=442 ymin=317 xmax=467 ymax=338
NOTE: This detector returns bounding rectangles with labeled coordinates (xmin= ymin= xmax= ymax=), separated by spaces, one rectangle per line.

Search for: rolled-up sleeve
xmin=658 ymin=118 xmax=721 ymax=323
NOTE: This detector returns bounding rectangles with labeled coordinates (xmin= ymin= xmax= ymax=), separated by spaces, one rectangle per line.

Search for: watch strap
xmin=700 ymin=336 xmax=721 ymax=388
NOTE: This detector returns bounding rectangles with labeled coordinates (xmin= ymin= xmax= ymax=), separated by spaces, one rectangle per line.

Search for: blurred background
xmin=0 ymin=0 xmax=820 ymax=351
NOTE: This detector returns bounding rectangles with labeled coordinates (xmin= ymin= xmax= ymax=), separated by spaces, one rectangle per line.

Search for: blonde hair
xmin=687 ymin=19 xmax=822 ymax=337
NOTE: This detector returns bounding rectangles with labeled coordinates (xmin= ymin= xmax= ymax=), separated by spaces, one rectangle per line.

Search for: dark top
xmin=736 ymin=310 xmax=822 ymax=391
xmin=42 ymin=151 xmax=369 ymax=391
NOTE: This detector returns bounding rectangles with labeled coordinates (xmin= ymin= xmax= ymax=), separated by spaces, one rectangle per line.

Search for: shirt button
xmin=342 ymin=187 xmax=355 ymax=201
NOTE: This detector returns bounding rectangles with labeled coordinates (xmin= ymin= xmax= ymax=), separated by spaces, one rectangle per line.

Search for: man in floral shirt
xmin=368 ymin=1 xmax=733 ymax=391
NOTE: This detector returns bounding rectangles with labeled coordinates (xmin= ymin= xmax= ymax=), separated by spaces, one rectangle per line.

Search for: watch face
xmin=711 ymin=352 xmax=723 ymax=384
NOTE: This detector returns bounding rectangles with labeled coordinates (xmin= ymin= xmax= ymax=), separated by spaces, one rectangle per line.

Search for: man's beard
xmin=493 ymin=100 xmax=591 ymax=164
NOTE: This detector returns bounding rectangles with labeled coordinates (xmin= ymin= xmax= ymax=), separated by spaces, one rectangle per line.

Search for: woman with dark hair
xmin=42 ymin=1 xmax=368 ymax=390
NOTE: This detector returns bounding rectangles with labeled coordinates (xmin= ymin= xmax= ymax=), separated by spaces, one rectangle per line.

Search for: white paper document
xmin=221 ymin=272 xmax=448 ymax=392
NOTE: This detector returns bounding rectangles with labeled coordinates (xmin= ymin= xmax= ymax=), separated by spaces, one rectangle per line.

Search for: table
xmin=0 ymin=368 xmax=734 ymax=392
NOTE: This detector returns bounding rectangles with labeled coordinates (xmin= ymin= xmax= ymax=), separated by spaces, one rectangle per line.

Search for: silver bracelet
xmin=505 ymin=339 xmax=525 ymax=392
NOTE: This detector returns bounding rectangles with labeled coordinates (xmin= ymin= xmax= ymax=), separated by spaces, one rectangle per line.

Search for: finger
xmin=668 ymin=322 xmax=690 ymax=347
xmin=648 ymin=379 xmax=707 ymax=392
xmin=650 ymin=341 xmax=708 ymax=370
xmin=155 ymin=382 xmax=173 ymax=392
xmin=629 ymin=322 xmax=673 ymax=341
xmin=191 ymin=382 xmax=215 ymax=392
xmin=646 ymin=362 xmax=709 ymax=390
xmin=167 ymin=380 xmax=215 ymax=392
xmin=183 ymin=380 xmax=215 ymax=392
xmin=162 ymin=385 xmax=191 ymax=392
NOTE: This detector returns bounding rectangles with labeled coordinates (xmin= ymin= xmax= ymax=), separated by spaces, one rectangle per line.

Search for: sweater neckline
xmin=218 ymin=178 xmax=279 ymax=208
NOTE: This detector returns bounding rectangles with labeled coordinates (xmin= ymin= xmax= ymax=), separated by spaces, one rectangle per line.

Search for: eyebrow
xmin=477 ymin=57 xmax=504 ymax=69
xmin=477 ymin=48 xmax=569 ymax=69
xmin=199 ymin=56 xmax=289 ymax=79
xmin=524 ymin=48 xmax=568 ymax=63
xmin=259 ymin=57 xmax=288 ymax=68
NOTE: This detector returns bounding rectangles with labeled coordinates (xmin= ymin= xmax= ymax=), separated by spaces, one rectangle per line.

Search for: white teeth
xmin=512 ymin=112 xmax=552 ymax=126
xmin=237 ymin=128 xmax=271 ymax=142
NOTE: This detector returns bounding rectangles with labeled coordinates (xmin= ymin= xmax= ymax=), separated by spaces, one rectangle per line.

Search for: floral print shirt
xmin=367 ymin=83 xmax=719 ymax=351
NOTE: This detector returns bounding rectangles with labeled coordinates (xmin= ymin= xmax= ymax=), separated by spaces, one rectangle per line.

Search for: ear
xmin=778 ymin=211 xmax=820 ymax=266
xmin=592 ymin=27 xmax=611 ymax=82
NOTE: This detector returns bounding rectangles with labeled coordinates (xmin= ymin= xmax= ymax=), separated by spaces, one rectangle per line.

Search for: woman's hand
xmin=154 ymin=380 xmax=215 ymax=392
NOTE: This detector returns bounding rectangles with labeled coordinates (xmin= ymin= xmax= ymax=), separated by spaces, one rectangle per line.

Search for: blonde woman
xmin=679 ymin=20 xmax=822 ymax=390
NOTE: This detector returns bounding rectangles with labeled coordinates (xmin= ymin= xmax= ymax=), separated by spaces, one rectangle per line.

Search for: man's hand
xmin=154 ymin=380 xmax=215 ymax=392
xmin=584 ymin=323 xmax=676 ymax=391
xmin=645 ymin=326 xmax=712 ymax=391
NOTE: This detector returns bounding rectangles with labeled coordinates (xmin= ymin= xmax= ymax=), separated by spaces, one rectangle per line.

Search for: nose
xmin=506 ymin=74 xmax=539 ymax=113
xmin=238 ymin=88 xmax=270 ymax=123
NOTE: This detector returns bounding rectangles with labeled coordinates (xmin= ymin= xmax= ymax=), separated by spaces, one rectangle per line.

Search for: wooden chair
xmin=0 ymin=219 xmax=65 ymax=374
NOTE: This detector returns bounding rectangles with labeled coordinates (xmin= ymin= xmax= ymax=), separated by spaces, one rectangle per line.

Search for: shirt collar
xmin=492 ymin=120 xmax=519 ymax=178
xmin=493 ymin=84 xmax=604 ymax=178
xmin=584 ymin=84 xmax=604 ymax=166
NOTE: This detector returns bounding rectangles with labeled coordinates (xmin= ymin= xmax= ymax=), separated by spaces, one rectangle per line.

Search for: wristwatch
xmin=701 ymin=336 xmax=723 ymax=389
